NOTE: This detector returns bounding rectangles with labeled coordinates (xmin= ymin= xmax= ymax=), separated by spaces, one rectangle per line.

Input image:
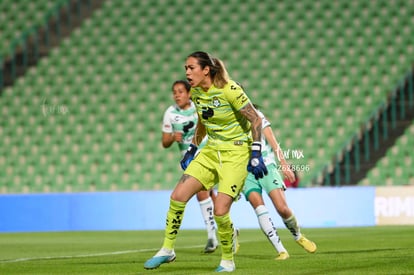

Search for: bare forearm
xmin=240 ymin=103 xmax=262 ymax=142
xmin=250 ymin=118 xmax=262 ymax=142
xmin=263 ymin=127 xmax=288 ymax=164
xmin=162 ymin=132 xmax=175 ymax=148
xmin=192 ymin=115 xmax=206 ymax=146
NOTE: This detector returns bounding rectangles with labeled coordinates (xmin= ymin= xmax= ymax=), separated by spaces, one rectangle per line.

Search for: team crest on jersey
xmin=212 ymin=97 xmax=221 ymax=107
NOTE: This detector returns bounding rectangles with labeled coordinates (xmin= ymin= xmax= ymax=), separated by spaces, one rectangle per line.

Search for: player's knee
xmin=196 ymin=190 xmax=210 ymax=201
xmin=213 ymin=207 xmax=229 ymax=217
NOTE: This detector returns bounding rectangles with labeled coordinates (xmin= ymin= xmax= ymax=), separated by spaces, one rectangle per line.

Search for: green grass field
xmin=0 ymin=226 xmax=413 ymax=274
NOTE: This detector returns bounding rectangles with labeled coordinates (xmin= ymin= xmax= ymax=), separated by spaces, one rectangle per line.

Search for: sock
xmin=214 ymin=213 xmax=234 ymax=261
xmin=255 ymin=205 xmax=287 ymax=253
xmin=199 ymin=197 xmax=217 ymax=240
xmin=283 ymin=214 xmax=301 ymax=241
xmin=162 ymin=199 xmax=186 ymax=250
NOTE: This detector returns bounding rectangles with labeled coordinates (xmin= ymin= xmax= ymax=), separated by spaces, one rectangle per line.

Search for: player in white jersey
xmin=242 ymin=106 xmax=317 ymax=260
xmin=162 ymin=80 xmax=218 ymax=253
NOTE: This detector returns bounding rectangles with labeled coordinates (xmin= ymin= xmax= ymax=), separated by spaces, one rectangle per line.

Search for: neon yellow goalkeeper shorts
xmin=185 ymin=145 xmax=249 ymax=199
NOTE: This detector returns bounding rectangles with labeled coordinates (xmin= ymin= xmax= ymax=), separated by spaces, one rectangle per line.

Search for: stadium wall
xmin=0 ymin=186 xmax=413 ymax=232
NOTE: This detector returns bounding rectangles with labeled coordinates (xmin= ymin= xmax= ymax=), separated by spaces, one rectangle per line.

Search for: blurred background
xmin=0 ymin=0 xmax=413 ymax=196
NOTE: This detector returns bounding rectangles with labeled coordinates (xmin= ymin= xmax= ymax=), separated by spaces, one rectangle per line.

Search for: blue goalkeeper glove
xmin=247 ymin=142 xmax=268 ymax=180
xmin=180 ymin=144 xmax=198 ymax=170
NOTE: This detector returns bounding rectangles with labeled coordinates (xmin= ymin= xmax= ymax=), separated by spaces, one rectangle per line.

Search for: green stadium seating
xmin=0 ymin=0 xmax=413 ymax=192
xmin=360 ymin=122 xmax=414 ymax=186
xmin=0 ymin=1 xmax=67 ymax=58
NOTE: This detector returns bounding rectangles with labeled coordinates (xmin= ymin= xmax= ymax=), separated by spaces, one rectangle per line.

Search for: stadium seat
xmin=1 ymin=0 xmax=413 ymax=192
xmin=0 ymin=0 xmax=65 ymax=57
xmin=361 ymin=120 xmax=414 ymax=186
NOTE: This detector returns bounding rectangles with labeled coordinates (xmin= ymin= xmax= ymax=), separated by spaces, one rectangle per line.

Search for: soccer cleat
xmin=275 ymin=251 xmax=289 ymax=260
xmin=215 ymin=260 xmax=235 ymax=272
xmin=204 ymin=238 xmax=219 ymax=253
xmin=296 ymin=235 xmax=317 ymax=253
xmin=232 ymin=228 xmax=240 ymax=254
xmin=143 ymin=248 xmax=176 ymax=270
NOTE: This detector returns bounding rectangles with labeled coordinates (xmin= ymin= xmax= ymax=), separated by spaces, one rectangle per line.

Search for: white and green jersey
xmin=162 ymin=101 xmax=198 ymax=155
xmin=257 ymin=110 xmax=277 ymax=166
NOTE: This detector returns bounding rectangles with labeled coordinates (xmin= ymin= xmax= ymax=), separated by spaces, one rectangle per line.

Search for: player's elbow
xmin=162 ymin=133 xmax=174 ymax=148
xmin=162 ymin=141 xmax=172 ymax=148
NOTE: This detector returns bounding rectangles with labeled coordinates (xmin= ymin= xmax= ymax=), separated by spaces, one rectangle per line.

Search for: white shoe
xmin=215 ymin=260 xmax=235 ymax=272
xmin=204 ymin=238 xmax=219 ymax=253
xmin=144 ymin=248 xmax=176 ymax=269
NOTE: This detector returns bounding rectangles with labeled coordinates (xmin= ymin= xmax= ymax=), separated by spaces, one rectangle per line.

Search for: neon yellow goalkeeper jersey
xmin=191 ymin=80 xmax=252 ymax=149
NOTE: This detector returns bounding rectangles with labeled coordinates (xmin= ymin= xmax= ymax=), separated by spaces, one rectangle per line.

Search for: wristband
xmin=251 ymin=142 xmax=261 ymax=152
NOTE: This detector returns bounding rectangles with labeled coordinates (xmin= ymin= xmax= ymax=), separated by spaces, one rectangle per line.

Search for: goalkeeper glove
xmin=180 ymin=144 xmax=197 ymax=170
xmin=247 ymin=142 xmax=268 ymax=180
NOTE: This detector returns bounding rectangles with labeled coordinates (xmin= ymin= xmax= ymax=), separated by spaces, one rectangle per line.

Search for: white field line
xmin=0 ymin=248 xmax=160 ymax=263
xmin=0 ymin=240 xmax=252 ymax=264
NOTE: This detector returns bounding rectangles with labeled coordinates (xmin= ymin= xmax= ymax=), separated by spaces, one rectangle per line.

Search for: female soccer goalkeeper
xmin=145 ymin=51 xmax=267 ymax=272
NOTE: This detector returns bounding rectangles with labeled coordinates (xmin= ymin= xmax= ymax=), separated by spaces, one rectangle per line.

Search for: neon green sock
xmin=162 ymin=199 xmax=186 ymax=250
xmin=215 ymin=213 xmax=234 ymax=261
